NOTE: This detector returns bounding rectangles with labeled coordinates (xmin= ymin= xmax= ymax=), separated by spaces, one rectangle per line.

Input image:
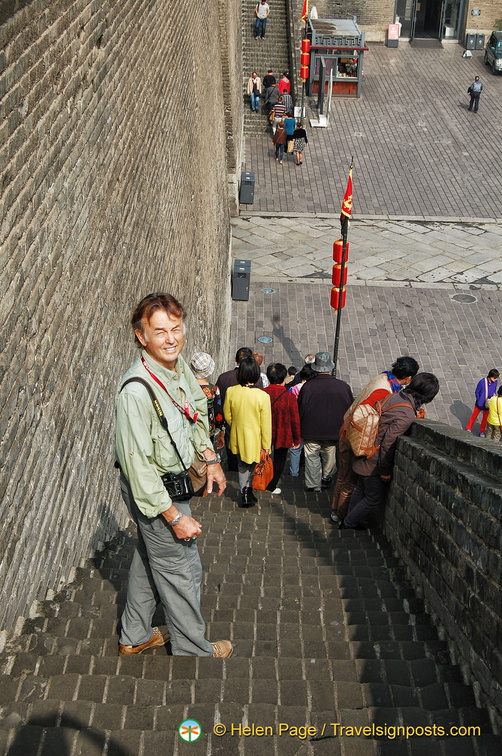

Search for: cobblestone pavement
xmin=232 ymin=215 xmax=502 ymax=288
xmin=242 ymin=45 xmax=502 ymax=219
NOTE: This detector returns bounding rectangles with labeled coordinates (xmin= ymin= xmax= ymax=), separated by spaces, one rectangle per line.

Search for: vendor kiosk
xmin=306 ymin=18 xmax=366 ymax=98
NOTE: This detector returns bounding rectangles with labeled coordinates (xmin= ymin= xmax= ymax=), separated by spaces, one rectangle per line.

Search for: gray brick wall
xmin=384 ymin=422 xmax=502 ymax=728
xmin=0 ymin=0 xmax=241 ymax=634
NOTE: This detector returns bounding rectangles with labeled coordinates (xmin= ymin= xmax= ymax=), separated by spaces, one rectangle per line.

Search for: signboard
xmin=387 ymin=24 xmax=400 ymax=40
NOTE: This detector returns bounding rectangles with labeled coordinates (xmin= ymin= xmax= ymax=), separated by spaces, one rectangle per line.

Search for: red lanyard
xmin=141 ymin=356 xmax=198 ymax=423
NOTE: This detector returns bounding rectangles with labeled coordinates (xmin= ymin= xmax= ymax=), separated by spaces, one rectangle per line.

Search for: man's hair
xmin=497 ymin=386 xmax=502 ymax=397
xmin=403 ymin=373 xmax=439 ymax=405
xmin=131 ymin=293 xmax=185 ymax=347
xmin=391 ymin=356 xmax=419 ymax=380
xmin=304 ymin=354 xmax=315 ymax=364
xmin=235 ymin=347 xmax=253 ymax=364
xmin=288 ymin=366 xmax=298 ymax=376
xmin=238 ymin=357 xmax=260 ymax=386
xmin=488 ymin=369 xmax=500 ymax=379
xmin=267 ymin=363 xmax=288 ymax=385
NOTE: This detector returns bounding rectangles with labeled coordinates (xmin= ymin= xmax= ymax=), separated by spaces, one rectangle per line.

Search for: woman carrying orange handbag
xmin=224 ymin=357 xmax=272 ymax=508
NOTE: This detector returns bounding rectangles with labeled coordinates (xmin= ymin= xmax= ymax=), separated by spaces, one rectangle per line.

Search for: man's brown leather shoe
xmin=119 ymin=626 xmax=169 ymax=655
xmin=211 ymin=640 xmax=234 ymax=658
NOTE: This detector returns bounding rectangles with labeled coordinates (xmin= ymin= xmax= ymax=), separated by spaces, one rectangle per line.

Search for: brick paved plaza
xmin=242 ymin=45 xmax=502 ymax=219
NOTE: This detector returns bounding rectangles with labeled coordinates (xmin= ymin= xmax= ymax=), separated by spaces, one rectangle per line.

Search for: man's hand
xmin=416 ymin=408 xmax=426 ymax=419
xmin=162 ymin=510 xmax=202 ymax=540
xmin=380 ymin=474 xmax=392 ymax=482
xmin=173 ymin=514 xmax=202 ymax=540
xmin=206 ymin=462 xmax=226 ymax=496
xmin=291 ymin=443 xmax=301 ymax=450
xmin=215 ymin=430 xmax=225 ymax=450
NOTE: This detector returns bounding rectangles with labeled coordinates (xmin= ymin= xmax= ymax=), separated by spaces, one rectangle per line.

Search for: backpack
xmin=345 ymin=393 xmax=410 ymax=458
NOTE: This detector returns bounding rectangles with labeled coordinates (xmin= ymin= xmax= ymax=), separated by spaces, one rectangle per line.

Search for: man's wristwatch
xmin=169 ymin=512 xmax=183 ymax=527
xmin=206 ymin=454 xmax=221 ymax=465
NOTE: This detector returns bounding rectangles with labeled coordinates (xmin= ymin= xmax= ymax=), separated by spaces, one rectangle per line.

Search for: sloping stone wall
xmin=385 ymin=422 xmax=502 ymax=728
xmin=0 ymin=0 xmax=240 ymax=634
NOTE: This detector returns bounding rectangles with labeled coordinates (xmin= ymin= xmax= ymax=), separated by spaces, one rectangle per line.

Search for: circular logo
xmin=178 ymin=719 xmax=202 ymax=743
xmin=257 ymin=336 xmax=273 ymax=343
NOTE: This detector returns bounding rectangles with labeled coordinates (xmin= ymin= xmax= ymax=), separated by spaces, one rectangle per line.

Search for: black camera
xmin=161 ymin=470 xmax=194 ymax=501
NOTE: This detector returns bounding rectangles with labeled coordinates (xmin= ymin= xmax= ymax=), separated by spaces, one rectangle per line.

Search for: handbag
xmin=251 ymin=449 xmax=274 ymax=490
xmin=287 ymin=140 xmax=294 ymax=153
xmin=120 ymin=378 xmax=207 ymax=497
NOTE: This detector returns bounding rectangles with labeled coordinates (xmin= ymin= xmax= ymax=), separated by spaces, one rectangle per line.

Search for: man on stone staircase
xmin=254 ymin=0 xmax=270 ymax=39
xmin=115 ymin=293 xmax=233 ymax=658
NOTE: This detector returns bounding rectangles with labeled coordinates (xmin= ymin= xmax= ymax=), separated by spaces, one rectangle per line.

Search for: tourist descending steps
xmin=115 ymin=293 xmax=233 ymax=658
xmin=254 ymin=0 xmax=270 ymax=39
xmin=247 ymin=71 xmax=263 ymax=111
xmin=262 ymin=363 xmax=301 ymax=493
xmin=293 ymin=121 xmax=309 ymax=165
xmin=298 ymin=352 xmax=353 ymax=492
xmin=264 ymin=79 xmax=280 ymax=113
xmin=272 ymin=120 xmax=287 ymax=162
xmin=224 ymin=357 xmax=272 ymax=508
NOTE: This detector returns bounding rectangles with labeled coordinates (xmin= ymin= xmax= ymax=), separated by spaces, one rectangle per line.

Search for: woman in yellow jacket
xmin=224 ymin=357 xmax=272 ymax=508
xmin=486 ymin=386 xmax=502 ymax=442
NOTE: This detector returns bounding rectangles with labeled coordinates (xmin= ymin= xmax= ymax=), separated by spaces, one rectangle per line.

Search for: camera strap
xmin=120 ymin=377 xmax=188 ymax=473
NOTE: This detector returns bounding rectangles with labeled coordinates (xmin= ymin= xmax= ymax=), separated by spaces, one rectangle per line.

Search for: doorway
xmin=395 ymin=0 xmax=465 ymax=41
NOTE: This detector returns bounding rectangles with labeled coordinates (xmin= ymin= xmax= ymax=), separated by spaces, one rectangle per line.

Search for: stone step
xmin=1 ymin=706 xmax=499 ymax=756
xmin=1 ymin=653 xmax=465 ymax=687
xmin=3 ymin=628 xmax=452 ymax=662
xmin=0 ymin=680 xmax=485 ymax=723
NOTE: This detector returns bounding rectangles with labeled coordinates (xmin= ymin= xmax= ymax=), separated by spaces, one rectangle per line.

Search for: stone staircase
xmin=242 ymin=0 xmax=292 ymax=137
xmin=0 ymin=477 xmax=500 ymax=755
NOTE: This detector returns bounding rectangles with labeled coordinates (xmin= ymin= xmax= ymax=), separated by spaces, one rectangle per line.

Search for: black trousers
xmin=468 ymin=94 xmax=480 ymax=112
xmin=344 ymin=473 xmax=387 ymax=528
xmin=266 ymin=446 xmax=289 ymax=491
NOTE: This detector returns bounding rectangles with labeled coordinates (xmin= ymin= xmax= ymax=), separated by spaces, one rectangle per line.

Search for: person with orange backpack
xmin=331 ymin=357 xmax=419 ymax=524
xmin=340 ymin=373 xmax=439 ymax=531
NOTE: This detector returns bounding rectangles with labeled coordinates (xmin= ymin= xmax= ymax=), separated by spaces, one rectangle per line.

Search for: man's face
xmin=135 ymin=309 xmax=185 ymax=371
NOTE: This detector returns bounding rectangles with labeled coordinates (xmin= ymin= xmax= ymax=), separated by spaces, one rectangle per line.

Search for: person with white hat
xmin=190 ymin=352 xmax=225 ymax=452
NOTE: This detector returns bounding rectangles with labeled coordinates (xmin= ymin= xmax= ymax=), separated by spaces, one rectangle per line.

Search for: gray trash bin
xmin=232 ymin=259 xmax=251 ymax=301
xmin=475 ymin=34 xmax=485 ymax=50
xmin=239 ymin=172 xmax=255 ymax=204
xmin=465 ymin=33 xmax=476 ymax=50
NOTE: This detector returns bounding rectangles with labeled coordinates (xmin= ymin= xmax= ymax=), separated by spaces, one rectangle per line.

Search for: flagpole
xmin=301 ymin=1 xmax=308 ymax=120
xmin=332 ymin=159 xmax=353 ymax=377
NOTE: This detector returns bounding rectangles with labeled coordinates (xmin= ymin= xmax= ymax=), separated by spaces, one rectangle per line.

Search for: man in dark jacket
xmin=342 ymin=373 xmax=439 ymax=530
xmin=298 ymin=352 xmax=353 ymax=492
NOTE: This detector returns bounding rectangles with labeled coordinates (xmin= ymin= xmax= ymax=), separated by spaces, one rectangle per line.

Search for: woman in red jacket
xmin=262 ymin=363 xmax=301 ymax=495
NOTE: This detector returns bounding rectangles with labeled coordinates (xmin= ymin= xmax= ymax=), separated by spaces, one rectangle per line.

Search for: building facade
xmin=305 ymin=1 xmax=501 ymax=42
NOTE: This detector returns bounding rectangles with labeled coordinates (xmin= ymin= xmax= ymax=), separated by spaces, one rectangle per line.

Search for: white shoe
xmin=270 ymin=488 xmax=281 ymax=495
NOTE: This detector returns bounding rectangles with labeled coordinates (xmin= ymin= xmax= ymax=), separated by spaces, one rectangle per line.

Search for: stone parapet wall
xmin=385 ymin=422 xmax=502 ymax=729
xmin=0 ymin=0 xmax=239 ymax=634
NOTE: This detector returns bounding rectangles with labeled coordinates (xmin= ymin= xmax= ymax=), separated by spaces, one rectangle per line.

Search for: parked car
xmin=484 ymin=31 xmax=502 ymax=74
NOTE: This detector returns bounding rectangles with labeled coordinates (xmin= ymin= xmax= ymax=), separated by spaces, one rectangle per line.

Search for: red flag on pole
xmin=341 ymin=168 xmax=353 ymax=219
xmin=301 ymin=0 xmax=309 ymax=23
